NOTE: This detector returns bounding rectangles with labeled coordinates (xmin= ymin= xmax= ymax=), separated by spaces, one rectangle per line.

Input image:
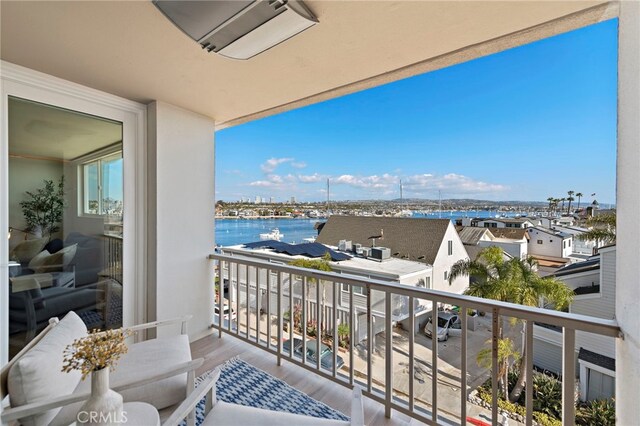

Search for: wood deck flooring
xmin=191 ymin=332 xmax=415 ymax=426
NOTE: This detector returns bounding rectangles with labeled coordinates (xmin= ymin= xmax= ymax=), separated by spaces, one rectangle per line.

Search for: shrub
xmin=576 ymin=399 xmax=615 ymax=426
xmin=306 ymin=320 xmax=317 ymax=337
xmin=531 ymin=373 xmax=562 ymax=419
xmin=337 ymin=323 xmax=350 ymax=348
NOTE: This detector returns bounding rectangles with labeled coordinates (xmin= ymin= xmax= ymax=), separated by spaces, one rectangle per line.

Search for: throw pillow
xmin=27 ymin=250 xmax=50 ymax=270
xmin=9 ymin=237 xmax=48 ymax=263
xmin=35 ymin=244 xmax=77 ymax=274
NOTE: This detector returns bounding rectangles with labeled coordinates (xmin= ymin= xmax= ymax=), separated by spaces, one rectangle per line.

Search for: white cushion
xmin=27 ymin=250 xmax=50 ymax=270
xmin=51 ymin=334 xmax=192 ymax=426
xmin=203 ymin=401 xmax=350 ymax=426
xmin=7 ymin=311 xmax=88 ymax=426
xmin=35 ymin=244 xmax=77 ymax=273
xmin=10 ymin=238 xmax=48 ymax=263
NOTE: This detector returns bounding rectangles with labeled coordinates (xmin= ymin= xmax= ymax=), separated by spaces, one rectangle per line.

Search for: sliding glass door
xmin=6 ymin=97 xmax=124 ymax=358
xmin=1 ymin=64 xmax=145 ymax=365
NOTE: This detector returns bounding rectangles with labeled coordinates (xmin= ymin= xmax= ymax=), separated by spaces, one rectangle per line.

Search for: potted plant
xmin=62 ymin=328 xmax=131 ymax=425
xmin=19 ymin=177 xmax=65 ymax=239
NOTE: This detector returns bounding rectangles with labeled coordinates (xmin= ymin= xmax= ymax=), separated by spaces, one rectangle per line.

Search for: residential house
xmin=220 ymin=241 xmax=433 ymax=342
xmin=533 ymin=245 xmax=616 ymax=401
xmin=0 ymin=1 xmax=638 ymax=424
xmin=550 ymin=225 xmax=603 ymax=256
xmin=482 ymin=228 xmax=529 ymax=259
xmin=526 ymin=226 xmax=573 ymax=259
xmin=316 ymin=217 xmax=469 ymax=295
xmin=456 ymin=226 xmax=528 ymax=260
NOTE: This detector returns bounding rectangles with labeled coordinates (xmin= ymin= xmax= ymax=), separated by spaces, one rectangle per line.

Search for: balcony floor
xmin=191 ymin=332 xmax=414 ymax=426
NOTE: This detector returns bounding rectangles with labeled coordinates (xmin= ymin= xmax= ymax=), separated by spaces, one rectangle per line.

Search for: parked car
xmin=424 ymin=312 xmax=462 ymax=341
xmin=213 ymin=304 xmax=237 ymax=329
xmin=282 ymin=338 xmax=345 ymax=370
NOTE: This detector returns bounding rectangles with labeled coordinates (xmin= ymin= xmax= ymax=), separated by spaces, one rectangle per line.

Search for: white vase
xmin=77 ymin=368 xmax=124 ymax=425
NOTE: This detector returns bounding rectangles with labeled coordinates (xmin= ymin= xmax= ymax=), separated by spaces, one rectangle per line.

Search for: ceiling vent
xmin=153 ymin=0 xmax=318 ymax=60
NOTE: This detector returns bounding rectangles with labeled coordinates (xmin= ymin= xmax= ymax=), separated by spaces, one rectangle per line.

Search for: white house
xmin=316 ymin=216 xmax=470 ymax=295
xmin=526 ymin=226 xmax=573 ymax=259
xmin=481 ymin=228 xmax=529 ymax=259
xmin=533 ymin=245 xmax=616 ymax=401
xmin=456 ymin=226 xmax=528 ymax=260
xmin=550 ymin=225 xmax=603 ymax=256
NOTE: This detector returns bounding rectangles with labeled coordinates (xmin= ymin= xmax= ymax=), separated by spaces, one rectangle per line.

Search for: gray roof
xmin=456 ymin=226 xmax=489 ymax=245
xmin=489 ymin=228 xmax=529 ymax=240
xmin=463 ymin=244 xmax=484 ymax=261
xmin=316 ymin=216 xmax=451 ymax=264
xmin=554 ymin=258 xmax=600 ymax=277
xmin=578 ymin=347 xmax=615 ymax=372
xmin=527 ymin=226 xmax=572 ymax=239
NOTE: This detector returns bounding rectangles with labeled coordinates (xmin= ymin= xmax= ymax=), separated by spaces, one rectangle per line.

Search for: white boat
xmin=260 ymin=228 xmax=284 ymax=241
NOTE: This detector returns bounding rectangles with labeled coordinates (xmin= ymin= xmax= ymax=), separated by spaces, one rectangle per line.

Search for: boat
xmin=260 ymin=228 xmax=284 ymax=241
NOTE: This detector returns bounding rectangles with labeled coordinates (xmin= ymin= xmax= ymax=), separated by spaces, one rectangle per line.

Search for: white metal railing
xmin=209 ymin=252 xmax=620 ymax=426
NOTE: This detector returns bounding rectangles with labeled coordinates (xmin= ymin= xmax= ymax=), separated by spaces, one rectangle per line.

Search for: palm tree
xmin=449 ymin=246 xmax=516 ymax=396
xmin=567 ymin=191 xmax=575 ymax=214
xmin=579 ymin=211 xmax=616 ymax=245
xmin=449 ymin=248 xmax=574 ymax=402
xmin=560 ymin=197 xmax=566 ymax=212
xmin=552 ymin=198 xmax=561 ymax=215
xmin=507 ymin=257 xmax=574 ymax=402
xmin=575 ymin=192 xmax=584 ymax=211
xmin=546 ymin=197 xmax=554 ymax=214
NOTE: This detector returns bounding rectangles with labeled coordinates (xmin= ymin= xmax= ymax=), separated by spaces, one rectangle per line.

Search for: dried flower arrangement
xmin=62 ymin=328 xmax=131 ymax=379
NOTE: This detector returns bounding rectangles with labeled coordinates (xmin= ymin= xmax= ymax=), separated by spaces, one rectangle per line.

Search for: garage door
xmin=587 ymin=369 xmax=615 ymax=401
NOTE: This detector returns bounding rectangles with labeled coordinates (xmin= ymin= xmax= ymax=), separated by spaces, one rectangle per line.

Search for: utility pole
xmin=327 ymin=178 xmax=330 ymax=213
xmin=400 ymin=179 xmax=403 ymax=206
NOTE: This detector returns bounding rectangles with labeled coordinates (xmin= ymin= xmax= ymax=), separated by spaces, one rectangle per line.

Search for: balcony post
xmin=617 ymin=1 xmax=640 ymax=424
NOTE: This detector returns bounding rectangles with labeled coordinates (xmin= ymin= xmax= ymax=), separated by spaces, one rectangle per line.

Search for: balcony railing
xmin=209 ymin=252 xmax=620 ymax=426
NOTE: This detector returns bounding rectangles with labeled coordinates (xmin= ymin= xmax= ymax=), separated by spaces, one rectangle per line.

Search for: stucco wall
xmin=147 ymin=101 xmax=215 ymax=341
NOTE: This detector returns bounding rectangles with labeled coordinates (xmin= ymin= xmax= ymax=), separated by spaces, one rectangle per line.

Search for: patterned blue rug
xmin=182 ymin=358 xmax=349 ymax=425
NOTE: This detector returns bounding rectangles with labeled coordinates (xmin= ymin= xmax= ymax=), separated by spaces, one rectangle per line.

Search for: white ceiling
xmin=8 ymin=97 xmax=122 ymax=160
xmin=0 ymin=1 xmax=609 ymax=126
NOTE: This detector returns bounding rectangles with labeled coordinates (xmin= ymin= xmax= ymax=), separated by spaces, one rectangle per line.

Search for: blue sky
xmin=216 ymin=19 xmax=618 ymax=204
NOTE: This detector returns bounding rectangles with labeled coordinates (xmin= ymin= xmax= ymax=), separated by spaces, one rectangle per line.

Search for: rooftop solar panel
xmin=242 ymin=240 xmax=351 ymax=261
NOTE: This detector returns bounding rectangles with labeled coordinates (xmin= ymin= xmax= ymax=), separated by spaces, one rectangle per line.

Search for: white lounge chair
xmin=1 ymin=311 xmax=200 ymax=426
xmin=163 ymin=366 xmax=366 ymax=426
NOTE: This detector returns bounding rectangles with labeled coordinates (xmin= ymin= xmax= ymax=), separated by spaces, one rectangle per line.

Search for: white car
xmin=424 ymin=312 xmax=462 ymax=341
xmin=213 ymin=305 xmax=237 ymax=328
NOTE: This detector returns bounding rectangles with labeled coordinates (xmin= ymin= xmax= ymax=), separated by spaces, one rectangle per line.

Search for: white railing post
xmin=460 ymin=303 xmax=467 ymax=424
xmin=525 ymin=320 xmax=534 ymax=426
xmin=367 ymin=285 xmax=373 ymax=393
xmin=491 ymin=307 xmax=499 ymax=426
xmin=316 ymin=278 xmax=322 ymax=372
xmin=562 ymin=328 xmax=576 ymax=426
xmin=408 ymin=296 xmax=415 ymax=413
xmin=431 ymin=298 xmax=438 ymax=423
xmin=385 ymin=293 xmax=393 ymax=418
xmin=349 ymin=284 xmax=355 ymax=386
xmin=332 ymin=281 xmax=338 ymax=378
xmin=302 ymin=276 xmax=308 ymax=364
xmin=277 ymin=271 xmax=282 ymax=366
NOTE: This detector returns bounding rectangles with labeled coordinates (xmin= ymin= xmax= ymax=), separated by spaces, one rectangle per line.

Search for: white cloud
xmin=402 ymin=173 xmax=508 ymax=195
xmin=260 ymin=157 xmax=294 ymax=173
xmin=248 ymin=156 xmax=507 ymax=198
xmin=298 ymin=173 xmax=326 ymax=183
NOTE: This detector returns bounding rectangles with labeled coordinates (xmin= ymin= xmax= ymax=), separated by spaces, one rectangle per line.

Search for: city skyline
xmin=216 ymin=19 xmax=617 ymax=204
